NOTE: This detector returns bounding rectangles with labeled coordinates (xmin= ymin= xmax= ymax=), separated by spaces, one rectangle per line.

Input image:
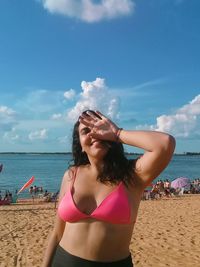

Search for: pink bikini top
xmin=58 ymin=168 xmax=132 ymax=224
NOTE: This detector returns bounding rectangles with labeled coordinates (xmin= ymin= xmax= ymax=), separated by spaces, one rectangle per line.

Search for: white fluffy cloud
xmin=51 ymin=113 xmax=63 ymax=120
xmin=40 ymin=0 xmax=135 ymax=23
xmin=3 ymin=128 xmax=19 ymax=143
xmin=28 ymin=129 xmax=48 ymax=141
xmin=0 ymin=106 xmax=15 ymax=116
xmin=64 ymin=89 xmax=76 ymax=100
xmin=0 ymin=105 xmax=17 ymax=132
xmin=67 ymin=77 xmax=120 ymax=121
xmin=155 ymin=94 xmax=200 ymax=138
xmin=58 ymin=135 xmax=70 ymax=144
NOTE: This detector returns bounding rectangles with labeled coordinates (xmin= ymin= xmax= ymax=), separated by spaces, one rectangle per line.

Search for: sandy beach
xmin=0 ymin=195 xmax=199 ymax=267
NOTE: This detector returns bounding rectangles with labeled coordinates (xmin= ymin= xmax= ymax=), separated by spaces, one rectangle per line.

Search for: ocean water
xmin=0 ymin=153 xmax=199 ymax=197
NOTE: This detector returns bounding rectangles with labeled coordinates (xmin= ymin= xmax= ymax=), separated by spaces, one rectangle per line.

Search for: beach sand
xmin=0 ymin=195 xmax=199 ymax=267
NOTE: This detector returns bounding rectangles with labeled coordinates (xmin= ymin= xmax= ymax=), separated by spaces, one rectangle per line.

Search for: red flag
xmin=17 ymin=176 xmax=35 ymax=194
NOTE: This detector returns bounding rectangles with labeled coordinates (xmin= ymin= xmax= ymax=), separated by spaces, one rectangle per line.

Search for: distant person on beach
xmin=164 ymin=179 xmax=171 ymax=197
xmin=29 ymin=186 xmax=33 ymax=195
xmin=42 ymin=110 xmax=175 ymax=267
xmin=44 ymin=190 xmax=49 ymax=197
xmin=0 ymin=163 xmax=3 ymax=173
xmin=33 ymin=185 xmax=38 ymax=195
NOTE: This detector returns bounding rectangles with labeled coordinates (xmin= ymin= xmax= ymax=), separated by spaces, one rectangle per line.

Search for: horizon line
xmin=0 ymin=152 xmax=200 ymax=155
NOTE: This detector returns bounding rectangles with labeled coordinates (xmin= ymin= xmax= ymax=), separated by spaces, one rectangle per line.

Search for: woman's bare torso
xmin=59 ymin=166 xmax=143 ymax=261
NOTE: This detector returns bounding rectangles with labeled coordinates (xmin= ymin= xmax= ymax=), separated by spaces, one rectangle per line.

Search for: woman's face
xmin=78 ymin=123 xmax=109 ymax=159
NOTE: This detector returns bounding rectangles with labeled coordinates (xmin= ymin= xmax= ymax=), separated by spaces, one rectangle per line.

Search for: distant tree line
xmin=184 ymin=152 xmax=200 ymax=155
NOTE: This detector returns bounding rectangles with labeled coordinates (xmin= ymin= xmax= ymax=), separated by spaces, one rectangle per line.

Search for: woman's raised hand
xmin=79 ymin=110 xmax=120 ymax=142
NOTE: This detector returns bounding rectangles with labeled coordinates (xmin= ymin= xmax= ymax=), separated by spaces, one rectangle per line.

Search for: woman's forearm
xmin=118 ymin=130 xmax=175 ymax=152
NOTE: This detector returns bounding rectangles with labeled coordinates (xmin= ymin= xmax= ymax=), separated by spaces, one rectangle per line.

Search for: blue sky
xmin=0 ymin=0 xmax=200 ymax=153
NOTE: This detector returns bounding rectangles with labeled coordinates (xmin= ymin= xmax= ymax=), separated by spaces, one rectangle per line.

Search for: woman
xmin=42 ymin=110 xmax=175 ymax=267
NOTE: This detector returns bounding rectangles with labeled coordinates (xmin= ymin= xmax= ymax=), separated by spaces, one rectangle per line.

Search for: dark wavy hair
xmin=70 ymin=110 xmax=136 ymax=186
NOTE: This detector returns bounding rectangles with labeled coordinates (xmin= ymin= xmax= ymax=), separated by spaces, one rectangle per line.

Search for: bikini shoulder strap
xmin=70 ymin=166 xmax=78 ymax=190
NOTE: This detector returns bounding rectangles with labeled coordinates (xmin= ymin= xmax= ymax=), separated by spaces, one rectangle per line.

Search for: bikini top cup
xmin=58 ymin=168 xmax=132 ymax=224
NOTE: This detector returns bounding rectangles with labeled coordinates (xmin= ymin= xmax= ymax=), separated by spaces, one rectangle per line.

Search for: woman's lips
xmin=91 ymin=140 xmax=102 ymax=146
xmin=90 ymin=140 xmax=110 ymax=149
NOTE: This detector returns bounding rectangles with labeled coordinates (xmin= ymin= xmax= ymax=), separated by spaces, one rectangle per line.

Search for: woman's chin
xmin=90 ymin=147 xmax=108 ymax=159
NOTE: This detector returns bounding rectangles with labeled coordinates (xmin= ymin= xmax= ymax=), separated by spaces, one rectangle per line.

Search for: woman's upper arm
xmin=58 ymin=168 xmax=73 ymax=203
xmin=134 ymin=135 xmax=176 ymax=188
xmin=52 ymin=168 xmax=74 ymax=240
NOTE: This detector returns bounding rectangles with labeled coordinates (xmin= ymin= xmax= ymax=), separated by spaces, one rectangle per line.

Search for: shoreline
xmin=1 ymin=152 xmax=200 ymax=156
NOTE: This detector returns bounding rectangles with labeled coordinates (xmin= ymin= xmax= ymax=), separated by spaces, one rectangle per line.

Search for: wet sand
xmin=0 ymin=195 xmax=199 ymax=267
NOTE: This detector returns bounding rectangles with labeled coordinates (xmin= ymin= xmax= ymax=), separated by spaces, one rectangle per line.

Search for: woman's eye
xmin=82 ymin=128 xmax=91 ymax=134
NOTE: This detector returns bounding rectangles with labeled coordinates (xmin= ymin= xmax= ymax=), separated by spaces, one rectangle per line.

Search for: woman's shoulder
xmin=63 ymin=166 xmax=77 ymax=182
xmin=59 ymin=167 xmax=77 ymax=197
xmin=63 ymin=164 xmax=88 ymax=181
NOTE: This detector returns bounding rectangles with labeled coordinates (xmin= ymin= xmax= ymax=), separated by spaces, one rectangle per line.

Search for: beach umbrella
xmin=17 ymin=176 xmax=35 ymax=194
xmin=171 ymin=177 xmax=190 ymax=189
